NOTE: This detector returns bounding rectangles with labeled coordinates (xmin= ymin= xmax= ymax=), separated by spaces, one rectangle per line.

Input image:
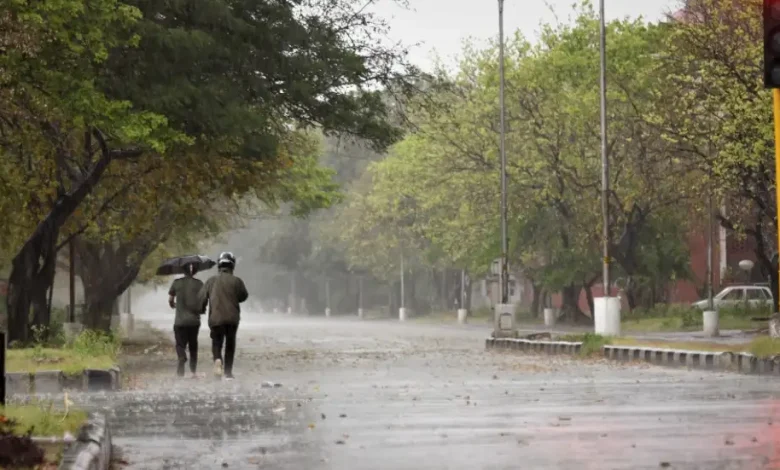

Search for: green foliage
xmin=560 ymin=333 xmax=613 ymax=356
xmin=328 ymin=2 xmax=696 ymax=317
xmin=2 ymin=402 xmax=88 ymax=437
xmin=70 ymin=329 xmax=121 ymax=359
xmin=748 ymin=337 xmax=780 ymax=359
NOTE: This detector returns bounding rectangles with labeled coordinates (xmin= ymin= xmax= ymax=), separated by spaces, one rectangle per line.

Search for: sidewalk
xmin=512 ymin=323 xmax=761 ymax=345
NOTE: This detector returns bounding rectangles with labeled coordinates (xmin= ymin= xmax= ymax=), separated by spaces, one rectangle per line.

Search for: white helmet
xmin=218 ymin=251 xmax=236 ymax=268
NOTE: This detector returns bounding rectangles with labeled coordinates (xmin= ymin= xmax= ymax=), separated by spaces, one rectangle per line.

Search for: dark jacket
xmin=198 ymin=267 xmax=248 ymax=327
xmin=168 ymin=276 xmax=205 ymax=327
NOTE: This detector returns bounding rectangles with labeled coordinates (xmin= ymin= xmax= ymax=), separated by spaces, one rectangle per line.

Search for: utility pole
xmin=498 ymin=0 xmax=509 ymax=305
xmin=325 ymin=278 xmax=331 ymax=317
xmin=493 ymin=0 xmax=516 ymax=337
xmin=461 ymin=269 xmax=466 ymax=308
xmin=707 ymin=148 xmax=714 ymax=311
xmin=400 ymin=251 xmax=405 ymax=310
xmin=69 ymin=240 xmax=75 ymax=323
xmin=0 ymin=331 xmax=4 ymax=406
xmin=599 ymin=0 xmax=610 ymax=295
xmin=358 ymin=275 xmax=364 ymax=319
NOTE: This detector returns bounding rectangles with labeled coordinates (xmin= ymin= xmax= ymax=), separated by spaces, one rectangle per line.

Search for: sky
xmin=369 ymin=0 xmax=679 ymax=71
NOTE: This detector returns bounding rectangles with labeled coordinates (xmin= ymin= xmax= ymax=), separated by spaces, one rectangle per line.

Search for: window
xmin=721 ymin=289 xmax=744 ymax=301
xmin=746 ymin=289 xmax=767 ymax=301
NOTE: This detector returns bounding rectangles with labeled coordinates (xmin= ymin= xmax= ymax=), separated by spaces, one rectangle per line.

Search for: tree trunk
xmin=74 ymin=234 xmax=155 ymax=331
xmin=530 ymin=282 xmax=542 ymax=318
xmin=584 ymin=281 xmax=595 ymax=317
xmin=561 ymin=284 xmax=590 ymax=324
xmin=6 ymin=219 xmax=59 ymax=344
xmin=6 ymin=132 xmax=130 ymax=342
xmin=624 ymin=277 xmax=638 ymax=311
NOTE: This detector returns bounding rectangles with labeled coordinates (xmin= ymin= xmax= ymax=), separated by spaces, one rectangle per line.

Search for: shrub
xmin=71 ymin=329 xmax=121 ymax=359
xmin=0 ymin=416 xmax=44 ymax=469
xmin=720 ymin=304 xmax=772 ymax=318
xmin=560 ymin=333 xmax=613 ymax=356
xmin=680 ymin=308 xmax=703 ymax=328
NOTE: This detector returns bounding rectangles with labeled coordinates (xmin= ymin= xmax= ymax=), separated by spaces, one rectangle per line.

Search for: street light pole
xmin=498 ymin=0 xmax=509 ymax=305
xmin=599 ymin=0 xmax=610 ymax=295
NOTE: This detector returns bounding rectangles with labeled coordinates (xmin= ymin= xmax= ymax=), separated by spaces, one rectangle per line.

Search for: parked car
xmin=692 ymin=285 xmax=773 ymax=311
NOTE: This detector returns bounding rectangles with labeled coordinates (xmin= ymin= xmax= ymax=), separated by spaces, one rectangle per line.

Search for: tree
xmin=0 ymin=0 xmax=179 ymax=342
xmin=2 ymin=0 xmax=415 ymax=341
xmin=75 ymin=131 xmax=340 ymax=330
xmin=654 ymin=0 xmax=778 ymax=303
xmin=340 ymin=3 xmax=699 ymax=322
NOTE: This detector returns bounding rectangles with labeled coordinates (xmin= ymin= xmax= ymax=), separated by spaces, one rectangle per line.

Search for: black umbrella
xmin=156 ymin=255 xmax=216 ymax=276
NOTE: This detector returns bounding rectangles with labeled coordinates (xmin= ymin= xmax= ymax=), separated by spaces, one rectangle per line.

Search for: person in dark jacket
xmin=198 ymin=252 xmax=248 ymax=380
xmin=168 ymin=263 xmax=205 ymax=378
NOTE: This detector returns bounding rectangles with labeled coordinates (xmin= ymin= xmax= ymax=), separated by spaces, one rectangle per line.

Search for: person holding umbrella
xmin=198 ymin=251 xmax=248 ymax=380
xmin=167 ymin=262 xmax=206 ymax=378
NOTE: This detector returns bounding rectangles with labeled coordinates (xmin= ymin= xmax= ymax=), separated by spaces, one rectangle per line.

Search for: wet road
xmin=75 ymin=314 xmax=780 ymax=469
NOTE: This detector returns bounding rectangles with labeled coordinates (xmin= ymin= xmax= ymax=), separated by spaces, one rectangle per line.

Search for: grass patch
xmin=6 ymin=348 xmax=115 ymax=374
xmin=7 ymin=329 xmax=120 ymax=375
xmin=559 ymin=333 xmax=613 ymax=356
xmin=621 ymin=315 xmax=758 ymax=333
xmin=1 ymin=403 xmax=87 ymax=436
xmin=621 ymin=303 xmax=765 ymax=333
xmin=746 ymin=337 xmax=780 ymax=358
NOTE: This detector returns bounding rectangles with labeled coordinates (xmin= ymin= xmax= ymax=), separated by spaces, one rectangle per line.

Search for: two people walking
xmin=166 ymin=251 xmax=248 ymax=380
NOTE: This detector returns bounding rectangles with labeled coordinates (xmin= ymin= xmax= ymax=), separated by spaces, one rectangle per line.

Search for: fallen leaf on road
xmin=308 ymin=423 xmax=316 ymax=429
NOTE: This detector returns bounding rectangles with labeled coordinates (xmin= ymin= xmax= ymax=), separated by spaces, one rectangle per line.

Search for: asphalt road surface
xmin=69 ymin=313 xmax=780 ymax=469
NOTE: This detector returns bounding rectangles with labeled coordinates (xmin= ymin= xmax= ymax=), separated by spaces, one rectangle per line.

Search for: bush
xmin=625 ymin=303 xmax=701 ymax=320
xmin=0 ymin=416 xmax=44 ymax=469
xmin=680 ymin=308 xmax=703 ymax=328
xmin=747 ymin=337 xmax=780 ymax=358
xmin=720 ymin=304 xmax=772 ymax=318
xmin=70 ymin=329 xmax=121 ymax=359
xmin=560 ymin=333 xmax=613 ymax=356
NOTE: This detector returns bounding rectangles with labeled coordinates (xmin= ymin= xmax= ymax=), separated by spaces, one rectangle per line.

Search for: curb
xmin=58 ymin=413 xmax=112 ymax=470
xmin=486 ymin=337 xmax=780 ymax=376
xmin=6 ymin=366 xmax=121 ymax=396
xmin=485 ymin=337 xmax=582 ymax=355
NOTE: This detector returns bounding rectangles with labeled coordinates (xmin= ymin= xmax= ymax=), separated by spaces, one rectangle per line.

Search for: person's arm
xmin=198 ymin=279 xmax=211 ymax=313
xmin=236 ymin=278 xmax=248 ymax=303
xmin=168 ymin=281 xmax=177 ymax=309
xmin=196 ymin=280 xmax=206 ymax=314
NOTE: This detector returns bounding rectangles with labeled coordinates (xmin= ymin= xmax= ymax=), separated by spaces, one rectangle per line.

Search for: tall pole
xmin=707 ymin=148 xmax=714 ymax=311
xmin=358 ymin=276 xmax=363 ymax=310
xmin=773 ymin=88 xmax=780 ymax=313
xmin=0 ymin=331 xmax=5 ymax=406
xmin=461 ymin=269 xmax=466 ymax=308
xmin=325 ymin=278 xmax=331 ymax=310
xmin=400 ymin=250 xmax=405 ymax=309
xmin=69 ymin=240 xmax=75 ymax=323
xmin=599 ymin=0 xmax=611 ymax=296
xmin=498 ymin=0 xmax=509 ymax=305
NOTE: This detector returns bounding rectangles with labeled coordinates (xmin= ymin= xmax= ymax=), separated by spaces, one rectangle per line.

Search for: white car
xmin=692 ymin=285 xmax=773 ymax=311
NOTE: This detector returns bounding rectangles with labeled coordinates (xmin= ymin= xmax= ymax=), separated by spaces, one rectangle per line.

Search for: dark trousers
xmin=173 ymin=325 xmax=200 ymax=376
xmin=210 ymin=324 xmax=238 ymax=375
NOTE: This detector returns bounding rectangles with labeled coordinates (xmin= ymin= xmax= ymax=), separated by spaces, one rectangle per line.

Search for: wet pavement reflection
xmin=45 ymin=315 xmax=780 ymax=468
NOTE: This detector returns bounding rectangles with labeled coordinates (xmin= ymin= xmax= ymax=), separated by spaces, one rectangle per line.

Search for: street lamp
xmin=493 ymin=0 xmax=515 ymax=338
xmin=593 ymin=0 xmax=621 ymax=336
xmin=498 ymin=0 xmax=508 ymax=306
